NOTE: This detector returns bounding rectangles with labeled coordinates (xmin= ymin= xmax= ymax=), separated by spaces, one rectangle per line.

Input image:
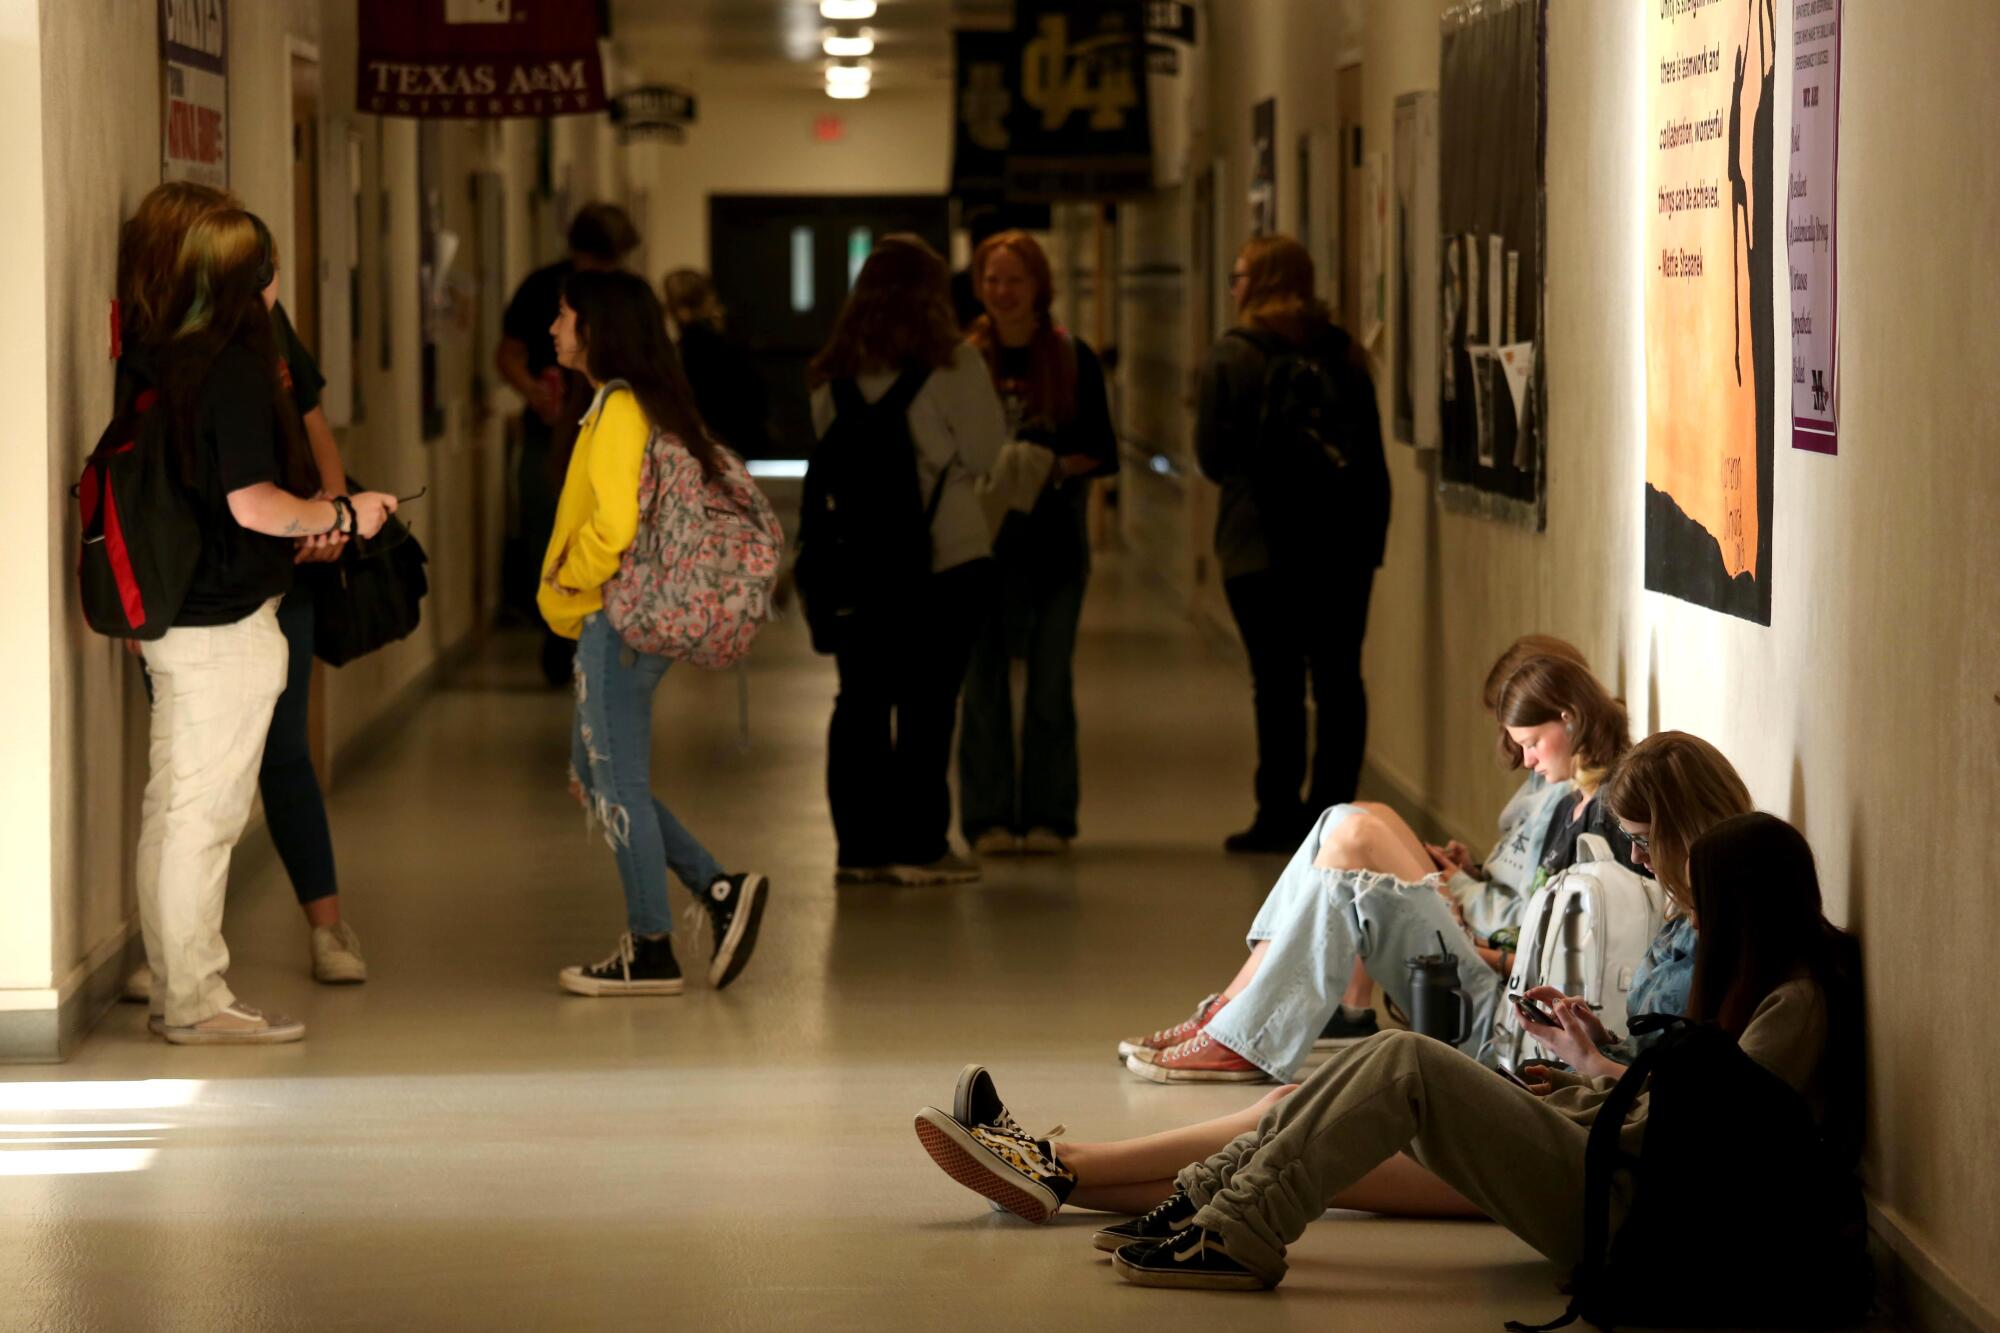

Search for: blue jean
xmin=259 ymin=588 xmax=339 ymax=904
xmin=1203 ymin=805 xmax=1502 ymax=1080
xmin=957 ymin=564 xmax=1088 ymax=839
xmin=569 ymin=614 xmax=724 ymax=936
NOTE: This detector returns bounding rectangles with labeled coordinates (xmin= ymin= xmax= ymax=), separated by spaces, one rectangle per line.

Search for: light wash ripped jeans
xmin=1200 ymin=805 xmax=1503 ymax=1080
xmin=570 ymin=613 xmax=724 ymax=936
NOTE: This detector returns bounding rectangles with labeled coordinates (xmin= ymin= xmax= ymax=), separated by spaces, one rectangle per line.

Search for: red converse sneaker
xmin=1124 ymin=1030 xmax=1268 ymax=1084
xmin=1117 ymin=993 xmax=1229 ymax=1062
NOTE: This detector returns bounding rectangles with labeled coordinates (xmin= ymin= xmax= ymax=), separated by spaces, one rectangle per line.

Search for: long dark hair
xmin=807 ymin=234 xmax=960 ymax=386
xmin=1686 ymin=812 xmax=1865 ymax=1158
xmin=561 ymin=269 xmax=719 ymax=479
xmin=158 ymin=209 xmax=314 ymax=494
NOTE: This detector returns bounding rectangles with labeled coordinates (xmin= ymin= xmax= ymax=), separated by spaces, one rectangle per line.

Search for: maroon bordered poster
xmin=357 ymin=0 xmax=605 ymax=120
xmin=1788 ymin=0 xmax=1840 ymax=453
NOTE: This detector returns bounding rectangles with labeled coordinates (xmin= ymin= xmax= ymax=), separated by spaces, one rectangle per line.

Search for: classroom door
xmin=708 ymin=195 xmax=951 ymax=458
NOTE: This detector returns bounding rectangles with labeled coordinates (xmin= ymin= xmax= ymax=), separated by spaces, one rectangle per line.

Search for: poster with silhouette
xmin=1437 ymin=0 xmax=1545 ymax=528
xmin=1645 ymin=0 xmax=1776 ymax=624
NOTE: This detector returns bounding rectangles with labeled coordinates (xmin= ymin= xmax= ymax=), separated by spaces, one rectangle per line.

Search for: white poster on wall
xmin=1788 ymin=0 xmax=1840 ymax=454
xmin=160 ymin=0 xmax=228 ymax=187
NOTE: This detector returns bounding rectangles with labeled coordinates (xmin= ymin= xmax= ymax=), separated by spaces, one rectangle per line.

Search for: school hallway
xmin=0 ymin=559 xmax=1564 ymax=1333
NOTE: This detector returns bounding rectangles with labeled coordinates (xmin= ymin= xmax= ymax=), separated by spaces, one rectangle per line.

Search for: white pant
xmin=137 ymin=602 xmax=287 ymax=1027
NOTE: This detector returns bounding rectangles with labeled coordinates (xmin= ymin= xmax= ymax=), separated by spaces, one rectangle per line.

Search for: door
xmin=290 ymin=51 xmax=330 ymax=784
xmin=709 ymin=194 xmax=951 ymax=459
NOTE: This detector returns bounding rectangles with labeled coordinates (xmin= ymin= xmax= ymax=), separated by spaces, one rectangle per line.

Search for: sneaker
xmin=147 ymin=1011 xmax=164 ymax=1037
xmin=1020 ymin=828 xmax=1069 ymax=856
xmin=1113 ymin=1226 xmax=1270 ymax=1291
xmin=1092 ymin=1191 xmax=1199 ymax=1254
xmin=310 ymin=922 xmax=368 ymax=984
xmin=835 ymin=865 xmax=893 ymax=886
xmin=1117 ymin=993 xmax=1227 ymax=1061
xmin=912 ymin=1106 xmax=1075 ymax=1224
xmin=121 ymin=964 xmax=152 ymax=1004
xmin=1312 ymin=1007 xmax=1379 ymax=1049
xmin=695 ymin=873 xmax=769 ymax=990
xmin=1125 ymin=1030 xmax=1269 ymax=1084
xmin=559 ymin=932 xmax=684 ymax=996
xmin=889 ymin=853 xmax=982 ymax=886
xmin=1223 ymin=822 xmax=1305 ymax=855
xmin=952 ymin=1063 xmax=1021 ymax=1133
xmin=971 ymin=828 xmax=1020 ymax=858
xmin=162 ymin=1003 xmax=306 ymax=1046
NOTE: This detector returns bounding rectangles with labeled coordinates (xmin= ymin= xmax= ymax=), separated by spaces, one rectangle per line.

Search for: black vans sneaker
xmin=559 ymin=932 xmax=684 ymax=997
xmin=696 ymin=873 xmax=768 ymax=990
xmin=913 ymin=1106 xmax=1076 ymax=1223
xmin=1113 ymin=1226 xmax=1270 ymax=1291
xmin=1313 ymin=1006 xmax=1380 ymax=1049
xmin=1091 ymin=1191 xmax=1199 ymax=1254
xmin=952 ymin=1063 xmax=1022 ymax=1133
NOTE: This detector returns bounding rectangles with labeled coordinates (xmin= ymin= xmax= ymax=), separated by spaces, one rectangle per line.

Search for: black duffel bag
xmin=302 ymin=487 xmax=429 ymax=666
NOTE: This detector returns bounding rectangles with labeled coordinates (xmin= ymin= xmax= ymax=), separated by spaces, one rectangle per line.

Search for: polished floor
xmin=5 ymin=562 xmax=1569 ymax=1332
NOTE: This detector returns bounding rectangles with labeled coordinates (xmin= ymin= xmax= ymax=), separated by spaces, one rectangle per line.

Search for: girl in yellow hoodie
xmin=540 ymin=270 xmax=768 ymax=998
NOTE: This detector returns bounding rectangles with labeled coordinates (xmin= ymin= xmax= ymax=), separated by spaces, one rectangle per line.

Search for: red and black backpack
xmin=73 ymin=390 xmax=201 ymax=639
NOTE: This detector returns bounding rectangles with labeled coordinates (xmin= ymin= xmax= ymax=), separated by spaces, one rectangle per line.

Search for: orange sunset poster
xmin=1645 ymin=0 xmax=1776 ymax=624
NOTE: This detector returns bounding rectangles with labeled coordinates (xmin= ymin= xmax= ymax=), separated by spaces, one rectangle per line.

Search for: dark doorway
xmin=708 ymin=194 xmax=950 ymax=459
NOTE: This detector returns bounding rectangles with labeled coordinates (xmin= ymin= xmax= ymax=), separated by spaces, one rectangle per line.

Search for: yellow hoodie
xmin=537 ymin=385 xmax=651 ymax=640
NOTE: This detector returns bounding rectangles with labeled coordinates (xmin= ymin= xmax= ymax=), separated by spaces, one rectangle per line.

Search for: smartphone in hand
xmin=1511 ymin=993 xmax=1558 ymax=1027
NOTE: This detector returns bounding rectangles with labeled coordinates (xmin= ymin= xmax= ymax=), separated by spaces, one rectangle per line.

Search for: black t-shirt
xmin=272 ymin=302 xmax=325 ymax=416
xmin=502 ymin=259 xmax=574 ymax=378
xmin=172 ymin=344 xmax=297 ymax=626
xmin=676 ymin=320 xmax=773 ymax=457
xmin=991 ymin=335 xmax=1119 ymax=477
xmin=1530 ymin=788 xmax=1642 ymax=894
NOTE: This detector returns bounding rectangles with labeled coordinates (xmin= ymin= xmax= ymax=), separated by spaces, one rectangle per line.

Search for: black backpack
xmin=73 ymin=390 xmax=201 ymax=640
xmin=793 ymin=367 xmax=942 ymax=654
xmin=1507 ymin=1015 xmax=1871 ymax=1332
xmin=1229 ymin=326 xmax=1388 ymax=568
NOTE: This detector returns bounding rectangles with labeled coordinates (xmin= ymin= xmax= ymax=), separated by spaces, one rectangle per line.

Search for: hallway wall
xmin=1114 ymin=0 xmax=1999 ymax=1320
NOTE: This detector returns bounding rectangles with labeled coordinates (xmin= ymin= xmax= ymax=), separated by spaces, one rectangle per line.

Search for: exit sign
xmin=813 ymin=115 xmax=844 ymax=143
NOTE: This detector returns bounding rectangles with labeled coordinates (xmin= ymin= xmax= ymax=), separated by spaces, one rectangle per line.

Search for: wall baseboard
xmin=1 ymin=625 xmax=485 ymax=1065
xmin=1869 ymin=1201 xmax=1997 ymax=1333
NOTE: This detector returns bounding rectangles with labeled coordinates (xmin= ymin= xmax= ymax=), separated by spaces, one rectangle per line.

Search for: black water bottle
xmin=1406 ymin=931 xmax=1474 ymax=1046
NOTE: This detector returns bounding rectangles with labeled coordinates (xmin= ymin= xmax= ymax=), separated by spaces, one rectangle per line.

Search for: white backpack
xmin=1490 ymin=833 xmax=1669 ymax=1068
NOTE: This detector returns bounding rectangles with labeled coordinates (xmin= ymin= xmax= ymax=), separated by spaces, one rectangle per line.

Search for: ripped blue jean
xmin=1202 ymin=805 xmax=1501 ymax=1080
xmin=570 ymin=614 xmax=724 ymax=936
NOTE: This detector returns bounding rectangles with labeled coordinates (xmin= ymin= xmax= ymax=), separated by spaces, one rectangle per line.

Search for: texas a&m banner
xmin=357 ymin=0 xmax=606 ymax=120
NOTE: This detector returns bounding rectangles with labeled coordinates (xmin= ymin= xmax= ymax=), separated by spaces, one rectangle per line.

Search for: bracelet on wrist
xmin=330 ymin=495 xmax=357 ymax=536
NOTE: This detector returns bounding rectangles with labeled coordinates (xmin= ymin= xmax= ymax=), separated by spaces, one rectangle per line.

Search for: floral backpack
xmin=602 ymin=387 xmax=783 ymax=670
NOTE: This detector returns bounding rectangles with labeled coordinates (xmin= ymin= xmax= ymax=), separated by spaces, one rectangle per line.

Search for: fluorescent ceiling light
xmin=823 ymin=33 xmax=875 ymax=57
xmin=820 ymin=0 xmax=877 ymax=18
xmin=825 ymin=63 xmax=873 ymax=85
xmin=825 ymin=82 xmax=870 ymax=100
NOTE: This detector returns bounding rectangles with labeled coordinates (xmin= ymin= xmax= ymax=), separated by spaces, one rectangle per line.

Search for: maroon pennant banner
xmin=357 ymin=0 xmax=605 ymax=120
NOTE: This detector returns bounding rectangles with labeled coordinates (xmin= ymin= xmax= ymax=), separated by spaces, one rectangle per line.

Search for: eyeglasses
xmin=1229 ymin=270 xmax=1249 ymax=283
xmin=1626 ymin=830 xmax=1651 ymax=851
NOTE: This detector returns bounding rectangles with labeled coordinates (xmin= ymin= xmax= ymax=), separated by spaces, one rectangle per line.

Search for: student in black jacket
xmin=1197 ymin=235 xmax=1390 ymax=853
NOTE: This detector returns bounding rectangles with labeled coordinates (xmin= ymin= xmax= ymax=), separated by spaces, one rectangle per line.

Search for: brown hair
xmin=1236 ymin=233 xmax=1332 ymax=347
xmin=1481 ymin=635 xmax=1590 ymax=713
xmin=965 ymin=230 xmax=1076 ymax=424
xmin=1604 ymin=731 xmax=1756 ymax=912
xmin=1492 ymin=655 xmax=1630 ymax=792
xmin=662 ymin=268 xmax=724 ymax=329
xmin=808 ymin=234 xmax=960 ymax=386
xmin=567 ymin=203 xmax=640 ymax=263
xmin=120 ymin=180 xmax=236 ymax=349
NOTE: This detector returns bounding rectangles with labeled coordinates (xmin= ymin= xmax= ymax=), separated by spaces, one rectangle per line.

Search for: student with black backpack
xmin=1197 ymin=235 xmax=1390 ymax=854
xmin=136 ymin=210 xmax=397 ymax=1045
xmin=799 ymin=236 xmax=1005 ymax=886
xmin=1095 ymin=810 xmax=1865 ymax=1317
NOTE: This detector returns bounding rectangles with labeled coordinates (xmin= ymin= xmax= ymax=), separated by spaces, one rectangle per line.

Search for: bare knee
xmin=1314 ymin=810 xmax=1390 ymax=869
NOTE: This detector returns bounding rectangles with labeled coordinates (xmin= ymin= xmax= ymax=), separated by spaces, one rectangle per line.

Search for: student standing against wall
xmin=957 ymin=232 xmax=1118 ymax=858
xmin=804 ymin=237 xmax=1006 ymax=886
xmin=496 ymin=203 xmax=641 ymax=687
xmin=661 ymin=267 xmax=774 ymax=459
xmin=115 ymin=182 xmax=372 ymax=993
xmin=1197 ymin=235 xmax=1391 ymax=854
xmin=141 ymin=210 xmax=397 ymax=1043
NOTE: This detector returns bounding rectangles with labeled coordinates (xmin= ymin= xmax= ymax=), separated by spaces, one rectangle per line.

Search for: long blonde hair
xmin=1604 ymin=731 xmax=1757 ymax=912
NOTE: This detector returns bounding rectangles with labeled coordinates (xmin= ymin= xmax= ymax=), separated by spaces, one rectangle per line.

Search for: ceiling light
xmin=825 ymin=62 xmax=873 ymax=85
xmin=820 ymin=0 xmax=877 ymax=20
xmin=823 ymin=32 xmax=875 ymax=57
xmin=825 ymin=82 xmax=870 ymax=100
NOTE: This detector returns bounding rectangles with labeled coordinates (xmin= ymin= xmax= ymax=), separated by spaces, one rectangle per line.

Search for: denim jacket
xmin=1606 ymin=914 xmax=1698 ymax=1059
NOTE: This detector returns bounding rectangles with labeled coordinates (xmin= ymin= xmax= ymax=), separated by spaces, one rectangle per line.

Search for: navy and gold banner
xmin=952 ymin=1 xmax=1154 ymax=203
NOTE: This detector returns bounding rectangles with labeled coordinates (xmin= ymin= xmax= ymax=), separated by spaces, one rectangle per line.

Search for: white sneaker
xmin=162 ymin=1003 xmax=306 ymax=1046
xmin=311 ymin=922 xmax=368 ymax=984
xmin=122 ymin=964 xmax=153 ymax=1004
xmin=1021 ymin=828 xmax=1070 ymax=856
xmin=971 ymin=829 xmax=1020 ymax=857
